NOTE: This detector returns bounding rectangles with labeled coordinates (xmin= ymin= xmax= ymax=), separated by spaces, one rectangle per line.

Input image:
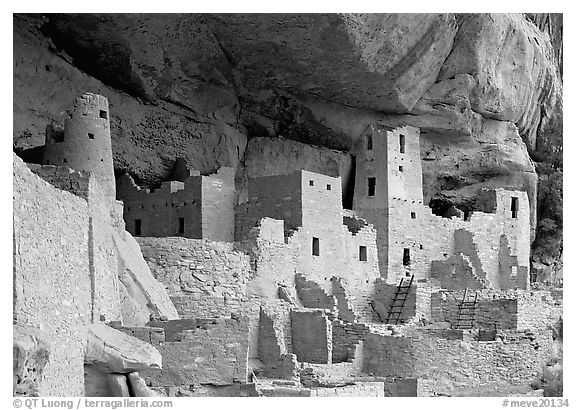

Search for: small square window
xmin=88 ymin=133 xmax=95 ymax=139
xmin=99 ymin=110 xmax=108 ymax=119
xmin=411 ymin=212 xmax=416 ymax=219
xmin=399 ymin=166 xmax=404 ymax=172
xmin=327 ymin=184 xmax=331 ymax=191
xmin=309 ymin=180 xmax=314 ymax=186
xmin=359 ymin=246 xmax=367 ymax=261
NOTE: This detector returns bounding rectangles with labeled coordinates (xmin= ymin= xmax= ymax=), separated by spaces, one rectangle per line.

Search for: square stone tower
xmin=353 ymin=124 xmax=423 ymax=281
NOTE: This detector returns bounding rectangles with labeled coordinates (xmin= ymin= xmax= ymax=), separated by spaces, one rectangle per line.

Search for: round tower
xmin=43 ymin=93 xmax=116 ymax=200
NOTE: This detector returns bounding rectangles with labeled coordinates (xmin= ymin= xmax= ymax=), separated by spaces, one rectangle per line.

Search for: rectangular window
xmin=99 ymin=110 xmax=108 ymax=119
xmin=327 ymin=184 xmax=331 ymax=191
xmin=464 ymin=211 xmax=471 ymax=221
xmin=134 ymin=219 xmax=142 ymax=236
xmin=403 ymin=248 xmax=410 ymax=266
xmin=359 ymin=246 xmax=367 ymax=261
xmin=367 ymin=177 xmax=376 ymax=197
xmin=312 ymin=237 xmax=320 ymax=256
xmin=88 ymin=133 xmax=94 ymax=139
xmin=411 ymin=212 xmax=416 ymax=219
xmin=366 ymin=134 xmax=373 ymax=150
xmin=511 ymin=197 xmax=519 ymax=218
xmin=178 ymin=218 xmax=185 ymax=235
xmin=399 ymin=166 xmax=404 ymax=172
xmin=309 ymin=180 xmax=314 ymax=186
xmin=399 ymin=134 xmax=406 ymax=153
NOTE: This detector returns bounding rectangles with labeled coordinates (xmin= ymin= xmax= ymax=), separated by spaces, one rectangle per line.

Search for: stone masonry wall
xmin=200 ymin=167 xmax=236 ymax=242
xmin=363 ymin=329 xmax=555 ymax=396
xmin=137 ymin=237 xmax=251 ymax=318
xmin=372 ymin=278 xmax=417 ymax=323
xmin=431 ymin=289 xmax=519 ymax=330
xmin=28 ymin=163 xmax=122 ymax=323
xmin=341 ymin=218 xmax=380 ymax=322
xmin=118 ymin=174 xmax=202 ymax=239
xmin=13 ymin=156 xmax=92 ymax=396
xmin=331 ymin=320 xmax=370 ymax=363
xmin=290 ymin=310 xmax=332 ymax=364
xmin=139 ymin=317 xmax=250 ymax=387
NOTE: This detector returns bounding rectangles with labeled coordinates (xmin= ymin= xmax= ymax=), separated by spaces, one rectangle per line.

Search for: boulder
xmin=85 ymin=323 xmax=162 ymax=373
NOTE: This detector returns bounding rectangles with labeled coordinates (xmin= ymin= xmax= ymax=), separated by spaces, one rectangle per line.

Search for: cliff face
xmin=13 ymin=13 xmax=562 ymax=279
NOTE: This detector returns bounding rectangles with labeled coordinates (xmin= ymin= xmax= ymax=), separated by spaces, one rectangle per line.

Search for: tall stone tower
xmin=353 ymin=124 xmax=422 ymax=280
xmin=43 ymin=93 xmax=116 ymax=200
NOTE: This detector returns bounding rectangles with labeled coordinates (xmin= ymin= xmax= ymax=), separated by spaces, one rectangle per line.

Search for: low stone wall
xmin=331 ymin=320 xmax=370 ymax=363
xmin=138 ymin=317 xmax=250 ymax=387
xmin=431 ymin=289 xmax=519 ymax=329
xmin=362 ymin=328 xmax=555 ymax=396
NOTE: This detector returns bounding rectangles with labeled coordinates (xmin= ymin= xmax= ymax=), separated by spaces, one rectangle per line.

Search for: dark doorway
xmin=312 ymin=237 xmax=320 ymax=256
xmin=368 ymin=177 xmax=376 ymax=197
xmin=403 ymin=248 xmax=410 ymax=266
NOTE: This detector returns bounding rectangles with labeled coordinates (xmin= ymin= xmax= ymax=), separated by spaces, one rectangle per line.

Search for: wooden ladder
xmin=455 ymin=288 xmax=478 ymax=329
xmin=385 ymin=275 xmax=414 ymax=325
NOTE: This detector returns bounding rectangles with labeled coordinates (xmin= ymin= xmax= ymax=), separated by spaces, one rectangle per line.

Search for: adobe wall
xmin=43 ymin=93 xmax=116 ymax=200
xmin=138 ymin=317 xmax=250 ymax=387
xmin=341 ymin=218 xmax=380 ymax=321
xmin=241 ymin=173 xmax=303 ymax=237
xmin=118 ymin=174 xmax=202 ymax=239
xmin=292 ymin=171 xmax=347 ymax=287
xmin=13 ymin=155 xmax=92 ymax=396
xmin=290 ymin=310 xmax=333 ymax=364
xmin=200 ymin=167 xmax=236 ymax=242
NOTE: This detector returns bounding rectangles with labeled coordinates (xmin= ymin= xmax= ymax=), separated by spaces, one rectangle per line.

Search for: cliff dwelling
xmin=13 ymin=12 xmax=563 ymax=399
